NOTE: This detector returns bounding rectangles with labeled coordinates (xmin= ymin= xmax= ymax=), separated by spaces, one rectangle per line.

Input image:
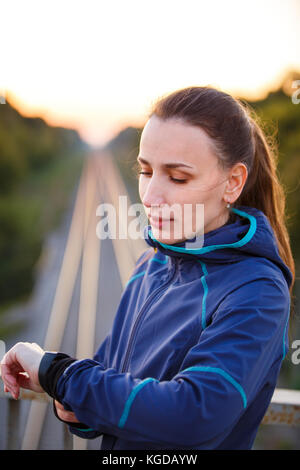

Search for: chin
xmin=150 ymin=226 xmax=185 ymax=245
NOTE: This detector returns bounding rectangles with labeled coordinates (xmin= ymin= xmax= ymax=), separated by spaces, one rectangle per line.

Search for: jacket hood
xmin=143 ymin=205 xmax=293 ymax=289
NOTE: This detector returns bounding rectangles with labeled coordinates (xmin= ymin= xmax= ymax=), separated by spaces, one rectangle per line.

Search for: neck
xmin=204 ymin=209 xmax=231 ymax=234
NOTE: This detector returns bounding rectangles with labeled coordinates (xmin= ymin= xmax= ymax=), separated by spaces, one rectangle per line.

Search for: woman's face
xmin=138 ymin=115 xmax=243 ymax=245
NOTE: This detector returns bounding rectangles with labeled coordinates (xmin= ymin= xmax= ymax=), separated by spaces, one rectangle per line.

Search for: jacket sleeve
xmin=65 ymin=249 xmax=153 ymax=440
xmin=66 ymin=335 xmax=114 ymax=439
xmin=54 ymin=276 xmax=290 ymax=448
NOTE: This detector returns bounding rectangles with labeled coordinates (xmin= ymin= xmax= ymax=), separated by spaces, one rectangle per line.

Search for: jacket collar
xmin=143 ymin=205 xmax=293 ymax=288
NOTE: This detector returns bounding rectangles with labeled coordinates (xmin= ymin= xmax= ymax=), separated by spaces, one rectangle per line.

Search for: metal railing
xmin=0 ymin=150 xmax=299 ymax=449
xmin=1 ymin=382 xmax=299 ymax=449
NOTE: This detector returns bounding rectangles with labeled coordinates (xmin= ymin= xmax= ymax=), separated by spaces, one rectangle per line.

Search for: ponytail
xmin=236 ymin=115 xmax=296 ymax=312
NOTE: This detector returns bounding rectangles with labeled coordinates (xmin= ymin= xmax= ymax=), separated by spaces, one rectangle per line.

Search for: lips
xmin=149 ymin=215 xmax=174 ymax=228
xmin=150 ymin=216 xmax=173 ymax=222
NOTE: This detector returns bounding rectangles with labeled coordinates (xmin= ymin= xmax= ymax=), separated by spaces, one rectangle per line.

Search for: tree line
xmin=0 ymin=98 xmax=87 ymax=324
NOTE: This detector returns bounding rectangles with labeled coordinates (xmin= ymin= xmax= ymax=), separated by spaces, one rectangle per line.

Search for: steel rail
xmin=21 ymin=156 xmax=91 ymax=449
xmin=72 ymin=155 xmax=103 ymax=450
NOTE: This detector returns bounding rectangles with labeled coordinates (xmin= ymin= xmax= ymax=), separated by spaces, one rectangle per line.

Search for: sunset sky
xmin=1 ymin=0 xmax=300 ymax=147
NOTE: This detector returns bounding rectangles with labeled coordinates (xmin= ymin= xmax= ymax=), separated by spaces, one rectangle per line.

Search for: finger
xmin=54 ymin=402 xmax=80 ymax=423
xmin=53 ymin=400 xmax=80 ymax=423
xmin=1 ymin=367 xmax=20 ymax=390
xmin=5 ymin=383 xmax=19 ymax=400
xmin=1 ymin=348 xmax=17 ymax=369
xmin=57 ymin=410 xmax=80 ymax=423
xmin=54 ymin=400 xmax=65 ymax=411
xmin=4 ymin=386 xmax=15 ymax=398
xmin=1 ymin=368 xmax=17 ymax=389
xmin=0 ymin=353 xmax=23 ymax=384
xmin=1 ymin=347 xmax=25 ymax=397
xmin=57 ymin=409 xmax=70 ymax=421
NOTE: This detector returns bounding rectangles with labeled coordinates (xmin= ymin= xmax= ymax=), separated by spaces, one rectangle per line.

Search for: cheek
xmin=177 ymin=192 xmax=205 ymax=230
xmin=138 ymin=178 xmax=146 ymax=200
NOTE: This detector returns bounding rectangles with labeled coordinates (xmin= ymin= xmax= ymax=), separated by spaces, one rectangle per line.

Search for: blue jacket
xmin=54 ymin=205 xmax=292 ymax=450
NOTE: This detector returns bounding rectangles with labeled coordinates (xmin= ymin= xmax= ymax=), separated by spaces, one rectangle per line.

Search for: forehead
xmin=139 ymin=115 xmax=218 ymax=167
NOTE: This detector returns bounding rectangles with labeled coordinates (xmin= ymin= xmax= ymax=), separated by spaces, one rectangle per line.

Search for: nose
xmin=140 ymin=174 xmax=167 ymax=210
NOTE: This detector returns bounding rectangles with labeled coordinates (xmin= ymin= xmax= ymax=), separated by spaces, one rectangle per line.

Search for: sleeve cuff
xmin=39 ymin=353 xmax=101 ymax=437
xmin=38 ymin=352 xmax=76 ymax=399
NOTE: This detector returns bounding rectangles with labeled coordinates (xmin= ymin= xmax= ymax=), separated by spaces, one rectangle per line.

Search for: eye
xmin=136 ymin=160 xmax=189 ymax=185
xmin=138 ymin=171 xmax=187 ymax=184
xmin=170 ymin=177 xmax=187 ymax=184
xmin=133 ymin=161 xmax=151 ymax=179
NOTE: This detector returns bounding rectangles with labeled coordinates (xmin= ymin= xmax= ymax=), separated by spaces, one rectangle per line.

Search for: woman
xmin=1 ymin=86 xmax=295 ymax=450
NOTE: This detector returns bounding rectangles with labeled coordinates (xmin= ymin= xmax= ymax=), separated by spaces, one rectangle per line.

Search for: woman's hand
xmin=0 ymin=342 xmax=45 ymax=399
xmin=54 ymin=400 xmax=80 ymax=424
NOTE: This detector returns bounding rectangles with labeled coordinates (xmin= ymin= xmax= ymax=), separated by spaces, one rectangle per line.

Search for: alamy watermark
xmin=95 ymin=196 xmax=205 ymax=248
xmin=291 ymin=80 xmax=300 ymax=104
xmin=291 ymin=339 xmax=300 ymax=365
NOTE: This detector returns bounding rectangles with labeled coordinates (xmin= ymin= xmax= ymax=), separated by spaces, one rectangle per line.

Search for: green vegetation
xmin=0 ymin=99 xmax=87 ymax=334
xmin=247 ymin=73 xmax=300 ymax=265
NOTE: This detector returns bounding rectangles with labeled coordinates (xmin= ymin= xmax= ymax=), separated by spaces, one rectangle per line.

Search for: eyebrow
xmin=137 ymin=156 xmax=195 ymax=170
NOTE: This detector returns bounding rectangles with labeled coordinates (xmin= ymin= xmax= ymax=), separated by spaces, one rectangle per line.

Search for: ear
xmin=224 ymin=163 xmax=248 ymax=204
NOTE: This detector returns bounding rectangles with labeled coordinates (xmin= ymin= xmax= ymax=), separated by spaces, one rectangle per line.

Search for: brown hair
xmin=141 ymin=86 xmax=295 ymax=309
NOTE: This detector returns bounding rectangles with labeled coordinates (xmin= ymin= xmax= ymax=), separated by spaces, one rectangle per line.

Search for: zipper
xmin=120 ymin=257 xmax=179 ymax=374
xmin=110 ymin=257 xmax=179 ymax=450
